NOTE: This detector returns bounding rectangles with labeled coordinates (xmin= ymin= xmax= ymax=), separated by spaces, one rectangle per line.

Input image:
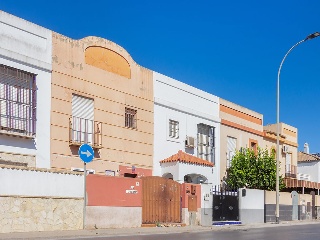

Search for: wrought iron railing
xmin=285 ymin=164 xmax=297 ymax=178
xmin=69 ymin=116 xmax=102 ymax=148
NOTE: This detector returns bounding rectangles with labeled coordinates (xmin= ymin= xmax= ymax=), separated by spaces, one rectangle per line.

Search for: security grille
xmin=197 ymin=123 xmax=215 ymax=164
xmin=169 ymin=119 xmax=179 ymax=138
xmin=71 ymin=94 xmax=94 ymax=144
xmin=0 ymin=65 xmax=36 ymax=136
xmin=125 ymin=107 xmax=137 ymax=129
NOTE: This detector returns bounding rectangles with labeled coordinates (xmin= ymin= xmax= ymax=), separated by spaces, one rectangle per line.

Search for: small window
xmin=249 ymin=139 xmax=258 ymax=154
xmin=125 ymin=107 xmax=137 ymax=129
xmin=169 ymin=119 xmax=179 ymax=138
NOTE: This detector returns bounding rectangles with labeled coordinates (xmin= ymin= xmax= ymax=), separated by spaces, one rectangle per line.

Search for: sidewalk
xmin=0 ymin=220 xmax=319 ymax=240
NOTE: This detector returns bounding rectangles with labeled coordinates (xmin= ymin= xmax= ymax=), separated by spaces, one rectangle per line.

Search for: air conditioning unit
xmin=282 ymin=145 xmax=289 ymax=153
xmin=185 ymin=136 xmax=195 ymax=148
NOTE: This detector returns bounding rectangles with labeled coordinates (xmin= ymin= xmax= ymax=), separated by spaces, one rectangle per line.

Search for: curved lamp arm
xmin=275 ymin=32 xmax=320 ymax=224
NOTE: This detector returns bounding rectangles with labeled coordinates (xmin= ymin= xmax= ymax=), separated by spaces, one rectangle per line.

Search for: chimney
xmin=304 ymin=143 xmax=309 ymax=154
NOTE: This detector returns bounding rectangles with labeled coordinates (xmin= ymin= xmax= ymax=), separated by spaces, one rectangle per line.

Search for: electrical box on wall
xmin=204 ymin=193 xmax=210 ymax=201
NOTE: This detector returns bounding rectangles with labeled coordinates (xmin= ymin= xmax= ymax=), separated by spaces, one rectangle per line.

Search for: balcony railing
xmin=285 ymin=164 xmax=297 ymax=179
xmin=69 ymin=116 xmax=102 ymax=148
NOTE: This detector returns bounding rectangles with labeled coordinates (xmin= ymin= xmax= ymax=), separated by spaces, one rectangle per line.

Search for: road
xmin=56 ymin=223 xmax=320 ymax=240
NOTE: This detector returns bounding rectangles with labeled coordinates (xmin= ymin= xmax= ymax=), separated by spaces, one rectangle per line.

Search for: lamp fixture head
xmin=305 ymin=32 xmax=320 ymax=41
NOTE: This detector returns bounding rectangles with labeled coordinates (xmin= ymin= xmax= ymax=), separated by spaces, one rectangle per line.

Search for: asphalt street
xmin=2 ymin=221 xmax=320 ymax=240
xmin=47 ymin=223 xmax=320 ymax=240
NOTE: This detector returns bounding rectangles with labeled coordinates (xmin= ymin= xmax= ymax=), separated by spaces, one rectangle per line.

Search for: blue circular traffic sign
xmin=78 ymin=144 xmax=94 ymax=163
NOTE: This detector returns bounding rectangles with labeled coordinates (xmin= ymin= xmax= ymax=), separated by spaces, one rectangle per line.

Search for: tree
xmin=226 ymin=148 xmax=285 ymax=191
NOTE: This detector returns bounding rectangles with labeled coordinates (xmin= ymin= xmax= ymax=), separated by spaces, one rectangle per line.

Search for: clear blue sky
xmin=1 ymin=1 xmax=320 ymax=152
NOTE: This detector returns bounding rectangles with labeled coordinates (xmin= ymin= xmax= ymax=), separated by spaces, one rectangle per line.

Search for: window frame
xmin=197 ymin=123 xmax=215 ymax=164
xmin=249 ymin=138 xmax=258 ymax=154
xmin=168 ymin=119 xmax=179 ymax=139
xmin=0 ymin=64 xmax=36 ymax=136
xmin=125 ymin=107 xmax=137 ymax=129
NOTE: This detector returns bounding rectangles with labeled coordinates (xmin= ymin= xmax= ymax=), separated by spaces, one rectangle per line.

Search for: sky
xmin=1 ymin=1 xmax=320 ymax=152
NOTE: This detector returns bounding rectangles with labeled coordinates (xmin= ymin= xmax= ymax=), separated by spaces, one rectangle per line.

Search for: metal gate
xmin=212 ymin=186 xmax=239 ymax=221
xmin=142 ymin=176 xmax=181 ymax=224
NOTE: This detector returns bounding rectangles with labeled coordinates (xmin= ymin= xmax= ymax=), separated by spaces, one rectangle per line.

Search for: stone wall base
xmin=0 ymin=196 xmax=83 ymax=233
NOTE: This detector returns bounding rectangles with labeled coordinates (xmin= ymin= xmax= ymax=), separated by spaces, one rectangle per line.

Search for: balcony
xmin=284 ymin=178 xmax=320 ymax=190
xmin=285 ymin=164 xmax=297 ymax=179
xmin=69 ymin=116 xmax=102 ymax=149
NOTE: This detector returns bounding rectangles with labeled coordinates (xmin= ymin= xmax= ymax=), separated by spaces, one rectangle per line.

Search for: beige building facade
xmin=220 ymin=98 xmax=300 ymax=189
xmin=263 ymin=123 xmax=298 ymax=179
xmin=219 ymin=98 xmax=264 ymax=181
xmin=51 ymin=33 xmax=154 ymax=175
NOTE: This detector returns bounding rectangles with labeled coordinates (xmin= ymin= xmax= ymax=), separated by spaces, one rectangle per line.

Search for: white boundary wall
xmin=239 ymin=188 xmax=264 ymax=224
xmin=0 ymin=167 xmax=83 ymax=198
xmin=0 ymin=167 xmax=84 ymax=233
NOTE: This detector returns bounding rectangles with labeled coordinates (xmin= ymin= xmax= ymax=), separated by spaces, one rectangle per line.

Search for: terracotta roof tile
xmin=298 ymin=151 xmax=320 ymax=162
xmin=160 ymin=150 xmax=214 ymax=167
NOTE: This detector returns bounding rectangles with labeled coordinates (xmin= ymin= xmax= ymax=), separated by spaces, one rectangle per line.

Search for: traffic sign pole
xmin=83 ymin=162 xmax=87 ymax=229
xmin=78 ymin=144 xmax=94 ymax=230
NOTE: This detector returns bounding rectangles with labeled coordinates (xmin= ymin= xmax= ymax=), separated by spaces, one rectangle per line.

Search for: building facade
xmin=0 ymin=11 xmax=52 ymax=168
xmin=50 ymin=33 xmax=154 ymax=175
xmin=298 ymin=151 xmax=320 ymax=183
xmin=219 ymin=98 xmax=264 ymax=182
xmin=153 ymin=72 xmax=220 ymax=186
xmin=263 ymin=123 xmax=298 ymax=178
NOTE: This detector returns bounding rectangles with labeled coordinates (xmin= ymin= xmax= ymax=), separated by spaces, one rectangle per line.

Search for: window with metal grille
xmin=169 ymin=119 xmax=179 ymax=138
xmin=125 ymin=107 xmax=137 ymax=129
xmin=197 ymin=123 xmax=215 ymax=164
xmin=71 ymin=94 xmax=94 ymax=145
xmin=0 ymin=65 xmax=36 ymax=136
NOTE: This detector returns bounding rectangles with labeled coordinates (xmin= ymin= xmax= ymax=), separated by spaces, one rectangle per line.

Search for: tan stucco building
xmin=263 ymin=123 xmax=298 ymax=178
xmin=220 ymin=98 xmax=301 ymax=190
xmin=50 ymin=33 xmax=154 ymax=175
xmin=219 ymin=98 xmax=264 ymax=181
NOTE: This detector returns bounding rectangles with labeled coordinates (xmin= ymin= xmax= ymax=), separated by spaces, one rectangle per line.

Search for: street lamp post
xmin=276 ymin=32 xmax=320 ymax=224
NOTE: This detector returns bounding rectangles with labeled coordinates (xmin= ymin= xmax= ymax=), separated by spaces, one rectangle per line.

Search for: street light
xmin=276 ymin=32 xmax=320 ymax=224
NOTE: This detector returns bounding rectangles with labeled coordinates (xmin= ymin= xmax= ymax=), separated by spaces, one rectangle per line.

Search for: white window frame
xmin=227 ymin=136 xmax=237 ymax=169
xmin=197 ymin=123 xmax=215 ymax=164
xmin=169 ymin=119 xmax=179 ymax=139
xmin=71 ymin=94 xmax=94 ymax=145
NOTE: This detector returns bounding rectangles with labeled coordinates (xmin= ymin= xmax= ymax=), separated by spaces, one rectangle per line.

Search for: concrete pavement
xmin=0 ymin=220 xmax=319 ymax=240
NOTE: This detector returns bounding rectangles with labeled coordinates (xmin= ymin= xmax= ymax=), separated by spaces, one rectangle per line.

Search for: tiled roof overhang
xmin=160 ymin=150 xmax=214 ymax=167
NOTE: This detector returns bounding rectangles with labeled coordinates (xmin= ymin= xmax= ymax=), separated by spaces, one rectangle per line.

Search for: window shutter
xmin=72 ymin=94 xmax=94 ymax=144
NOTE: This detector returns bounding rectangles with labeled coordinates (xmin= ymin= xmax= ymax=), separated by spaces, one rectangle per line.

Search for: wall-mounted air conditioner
xmin=185 ymin=136 xmax=195 ymax=148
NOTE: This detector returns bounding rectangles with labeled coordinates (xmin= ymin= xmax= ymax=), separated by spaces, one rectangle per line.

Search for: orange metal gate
xmin=142 ymin=176 xmax=181 ymax=223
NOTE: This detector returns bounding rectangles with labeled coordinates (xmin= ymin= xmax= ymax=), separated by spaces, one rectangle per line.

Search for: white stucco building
xmin=153 ymin=71 xmax=221 ymax=186
xmin=297 ymin=151 xmax=320 ymax=183
xmin=0 ymin=11 xmax=52 ymax=168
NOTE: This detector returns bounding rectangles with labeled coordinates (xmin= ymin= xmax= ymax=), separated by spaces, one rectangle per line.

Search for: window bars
xmin=125 ymin=107 xmax=137 ymax=129
xmin=0 ymin=65 xmax=36 ymax=136
xmin=169 ymin=119 xmax=179 ymax=138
